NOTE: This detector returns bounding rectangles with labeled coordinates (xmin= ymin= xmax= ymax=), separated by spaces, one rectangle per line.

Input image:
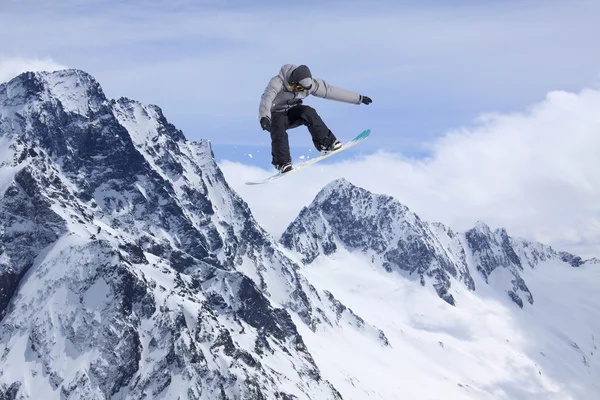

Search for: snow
xmin=113 ymin=100 xmax=161 ymax=149
xmin=0 ymin=234 xmax=104 ymax=397
xmin=42 ymin=70 xmax=99 ymax=115
xmin=0 ymin=136 xmax=22 ymax=196
xmin=82 ymin=278 xmax=111 ymax=312
xmin=294 ymin=247 xmax=600 ymax=400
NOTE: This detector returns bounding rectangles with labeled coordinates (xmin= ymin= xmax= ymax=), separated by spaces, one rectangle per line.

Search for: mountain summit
xmin=280 ymin=178 xmax=595 ymax=308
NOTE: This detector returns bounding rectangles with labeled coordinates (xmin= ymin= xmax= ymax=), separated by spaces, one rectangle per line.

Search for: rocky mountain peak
xmin=1 ymin=69 xmax=107 ymax=117
xmin=281 ymin=179 xmax=594 ymax=310
xmin=281 ymin=179 xmax=475 ymax=306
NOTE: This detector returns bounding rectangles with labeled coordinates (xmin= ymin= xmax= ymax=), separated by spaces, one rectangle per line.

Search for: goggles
xmin=293 ymin=84 xmax=307 ymax=92
xmin=290 ymin=78 xmax=313 ymax=92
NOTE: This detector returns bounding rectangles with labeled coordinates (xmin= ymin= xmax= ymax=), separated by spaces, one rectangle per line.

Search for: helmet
xmin=289 ymin=65 xmax=313 ymax=91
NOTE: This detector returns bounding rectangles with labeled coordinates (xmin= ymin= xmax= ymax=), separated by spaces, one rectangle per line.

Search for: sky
xmin=1 ymin=0 xmax=599 ymax=258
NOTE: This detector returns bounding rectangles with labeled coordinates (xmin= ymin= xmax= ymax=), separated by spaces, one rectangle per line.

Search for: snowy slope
xmin=293 ymin=249 xmax=600 ymax=400
xmin=0 ymin=70 xmax=386 ymax=399
xmin=281 ymin=178 xmax=600 ymax=399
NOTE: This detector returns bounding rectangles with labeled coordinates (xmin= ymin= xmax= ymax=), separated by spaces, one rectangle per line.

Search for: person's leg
xmin=287 ymin=105 xmax=338 ymax=151
xmin=270 ymin=112 xmax=292 ymax=167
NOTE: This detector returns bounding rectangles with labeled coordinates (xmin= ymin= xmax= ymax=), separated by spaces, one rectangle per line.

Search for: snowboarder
xmin=258 ymin=64 xmax=372 ymax=173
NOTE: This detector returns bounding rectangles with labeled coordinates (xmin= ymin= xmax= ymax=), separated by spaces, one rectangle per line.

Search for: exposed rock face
xmin=281 ymin=178 xmax=590 ymax=309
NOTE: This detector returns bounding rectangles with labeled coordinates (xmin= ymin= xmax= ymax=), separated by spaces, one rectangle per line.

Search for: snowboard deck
xmin=245 ymin=129 xmax=371 ymax=185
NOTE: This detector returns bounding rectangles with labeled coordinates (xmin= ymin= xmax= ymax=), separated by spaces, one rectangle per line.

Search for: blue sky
xmin=2 ymin=0 xmax=600 ymax=167
xmin=2 ymin=0 xmax=600 ymax=257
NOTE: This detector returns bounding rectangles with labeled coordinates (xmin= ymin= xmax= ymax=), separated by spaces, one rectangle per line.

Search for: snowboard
xmin=245 ymin=129 xmax=371 ymax=185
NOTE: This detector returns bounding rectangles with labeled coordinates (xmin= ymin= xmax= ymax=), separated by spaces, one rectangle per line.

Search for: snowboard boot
xmin=276 ymin=162 xmax=294 ymax=174
xmin=320 ymin=140 xmax=342 ymax=154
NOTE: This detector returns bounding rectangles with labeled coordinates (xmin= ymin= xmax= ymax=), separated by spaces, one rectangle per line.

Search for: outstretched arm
xmin=258 ymin=76 xmax=283 ymax=122
xmin=309 ymin=78 xmax=371 ymax=105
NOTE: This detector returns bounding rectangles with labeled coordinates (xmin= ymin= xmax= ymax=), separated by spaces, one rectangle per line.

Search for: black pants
xmin=269 ymin=105 xmax=338 ymax=166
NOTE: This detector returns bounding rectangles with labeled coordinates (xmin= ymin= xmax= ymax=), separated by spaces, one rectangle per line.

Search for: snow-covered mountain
xmin=0 ymin=70 xmax=386 ymax=400
xmin=280 ymin=178 xmax=600 ymax=399
xmin=1 ymin=69 xmax=598 ymax=400
xmin=280 ymin=179 xmax=475 ymax=305
xmin=281 ymin=178 xmax=597 ymax=309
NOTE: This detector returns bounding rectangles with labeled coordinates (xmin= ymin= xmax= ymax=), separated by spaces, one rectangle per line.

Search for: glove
xmin=260 ymin=117 xmax=271 ymax=131
xmin=360 ymin=95 xmax=372 ymax=105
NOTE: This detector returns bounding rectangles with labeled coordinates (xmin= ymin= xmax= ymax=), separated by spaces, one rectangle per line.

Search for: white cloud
xmin=220 ymin=87 xmax=600 ymax=259
xmin=0 ymin=57 xmax=68 ymax=84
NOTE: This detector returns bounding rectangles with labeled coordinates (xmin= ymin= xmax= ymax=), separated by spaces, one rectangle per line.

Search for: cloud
xmin=0 ymin=57 xmax=68 ymax=84
xmin=220 ymin=87 xmax=600 ymax=259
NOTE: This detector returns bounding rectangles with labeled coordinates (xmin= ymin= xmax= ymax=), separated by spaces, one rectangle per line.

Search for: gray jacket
xmin=258 ymin=64 xmax=362 ymax=121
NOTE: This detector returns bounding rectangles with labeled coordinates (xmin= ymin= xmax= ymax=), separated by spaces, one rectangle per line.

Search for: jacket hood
xmin=278 ymin=64 xmax=298 ymax=85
